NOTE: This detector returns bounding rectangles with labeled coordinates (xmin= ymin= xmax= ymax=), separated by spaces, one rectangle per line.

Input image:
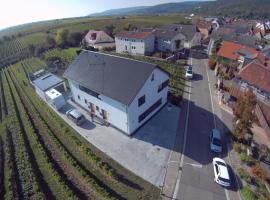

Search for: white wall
xmin=115 ymin=35 xmax=155 ymax=55
xmin=127 ymin=68 xmax=169 ymax=134
xmin=69 ymin=80 xmax=129 ymax=133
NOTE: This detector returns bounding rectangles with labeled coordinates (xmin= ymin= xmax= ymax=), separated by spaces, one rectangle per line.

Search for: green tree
xmin=104 ymin=25 xmax=115 ymax=37
xmin=55 ymin=28 xmax=69 ymax=47
xmin=45 ymin=35 xmax=56 ymax=48
xmin=28 ymin=44 xmax=35 ymax=56
xmin=233 ymin=90 xmax=256 ymax=142
xmin=68 ymin=32 xmax=83 ymax=46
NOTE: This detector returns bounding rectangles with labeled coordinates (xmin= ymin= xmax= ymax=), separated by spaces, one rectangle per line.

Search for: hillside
xmin=90 ymin=0 xmax=270 ymax=19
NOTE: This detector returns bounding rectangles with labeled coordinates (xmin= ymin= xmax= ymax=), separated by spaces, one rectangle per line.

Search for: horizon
xmin=0 ymin=0 xmax=209 ymax=30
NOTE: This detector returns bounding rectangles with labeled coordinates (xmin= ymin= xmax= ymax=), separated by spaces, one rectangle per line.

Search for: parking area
xmin=54 ymin=99 xmax=180 ymax=186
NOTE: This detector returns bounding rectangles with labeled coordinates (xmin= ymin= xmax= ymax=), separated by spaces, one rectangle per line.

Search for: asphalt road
xmin=175 ymin=51 xmax=239 ymax=200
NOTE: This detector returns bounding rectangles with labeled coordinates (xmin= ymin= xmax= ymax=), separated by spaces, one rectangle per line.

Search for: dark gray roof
xmin=152 ymin=28 xmax=183 ymax=40
xmin=63 ymin=51 xmax=164 ymax=105
xmin=32 ymin=73 xmax=64 ymax=91
xmin=160 ymin=24 xmax=198 ymax=40
xmin=211 ymin=31 xmax=258 ymax=49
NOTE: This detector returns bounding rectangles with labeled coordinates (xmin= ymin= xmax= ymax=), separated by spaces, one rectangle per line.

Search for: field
xmin=0 ymin=14 xmax=190 ymax=68
xmin=0 ymin=57 xmax=160 ymax=199
xmin=0 ymin=32 xmax=49 ymax=68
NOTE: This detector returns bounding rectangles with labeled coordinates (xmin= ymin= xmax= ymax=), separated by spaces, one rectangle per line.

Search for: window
xmin=138 ymin=98 xmax=162 ymax=122
xmin=151 ymin=73 xmax=154 ymax=81
xmin=158 ymin=79 xmax=169 ymax=93
xmin=84 ymin=99 xmax=87 ymax=104
xmin=79 ymin=85 xmax=100 ymax=99
xmin=77 ymin=95 xmax=80 ymax=100
xmin=138 ymin=95 xmax=145 ymax=107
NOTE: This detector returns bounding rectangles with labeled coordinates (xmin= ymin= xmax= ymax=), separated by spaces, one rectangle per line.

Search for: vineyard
xmin=0 ymin=58 xmax=159 ymax=199
xmin=0 ymin=33 xmax=48 ymax=68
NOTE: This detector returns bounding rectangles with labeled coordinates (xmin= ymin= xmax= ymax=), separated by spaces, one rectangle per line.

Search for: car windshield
xmin=77 ymin=115 xmax=84 ymax=121
xmin=216 ymin=161 xmax=226 ymax=167
xmin=218 ymin=176 xmax=230 ymax=183
xmin=213 ymin=138 xmax=221 ymax=146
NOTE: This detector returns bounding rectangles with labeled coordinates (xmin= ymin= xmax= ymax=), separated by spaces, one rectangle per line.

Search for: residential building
xmin=30 ymin=70 xmax=66 ymax=100
xmin=159 ymin=24 xmax=202 ymax=48
xmin=115 ymin=31 xmax=155 ymax=55
xmin=217 ymin=40 xmax=265 ymax=68
xmin=207 ymin=24 xmax=256 ymax=55
xmin=151 ymin=28 xmax=186 ymax=53
xmin=63 ymin=50 xmax=169 ymax=135
xmin=84 ymin=30 xmax=115 ymax=50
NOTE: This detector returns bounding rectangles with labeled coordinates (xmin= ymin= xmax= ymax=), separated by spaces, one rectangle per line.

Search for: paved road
xmin=173 ymin=51 xmax=240 ymax=200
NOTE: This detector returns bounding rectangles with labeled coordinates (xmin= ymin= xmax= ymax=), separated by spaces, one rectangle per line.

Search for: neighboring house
xmin=30 ymin=70 xmax=66 ymax=101
xmin=151 ymin=28 xmax=186 ymax=53
xmin=84 ymin=30 xmax=115 ymax=50
xmin=238 ymin=61 xmax=270 ymax=102
xmin=207 ymin=24 xmax=256 ymax=55
xmin=159 ymin=24 xmax=202 ymax=48
xmin=115 ymin=31 xmax=155 ymax=55
xmin=217 ymin=40 xmax=265 ymax=68
xmin=197 ymin=23 xmax=212 ymax=40
xmin=228 ymin=61 xmax=270 ymax=139
xmin=63 ymin=50 xmax=169 ymax=135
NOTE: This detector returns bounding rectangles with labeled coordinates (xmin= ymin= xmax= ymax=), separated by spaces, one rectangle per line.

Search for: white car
xmin=185 ymin=65 xmax=193 ymax=79
xmin=66 ymin=109 xmax=86 ymax=126
xmin=210 ymin=129 xmax=222 ymax=153
xmin=213 ymin=158 xmax=231 ymax=187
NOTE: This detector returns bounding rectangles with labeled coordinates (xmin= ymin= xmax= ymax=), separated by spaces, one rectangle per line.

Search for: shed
xmin=45 ymin=88 xmax=65 ymax=110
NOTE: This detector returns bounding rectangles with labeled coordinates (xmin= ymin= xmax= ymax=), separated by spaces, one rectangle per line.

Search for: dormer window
xmin=151 ymin=73 xmax=154 ymax=81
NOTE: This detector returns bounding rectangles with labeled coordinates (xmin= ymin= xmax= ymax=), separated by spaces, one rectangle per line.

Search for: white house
xmin=30 ymin=70 xmax=66 ymax=100
xmin=115 ymin=31 xmax=155 ymax=55
xmin=84 ymin=30 xmax=115 ymax=50
xmin=64 ymin=50 xmax=169 ymax=135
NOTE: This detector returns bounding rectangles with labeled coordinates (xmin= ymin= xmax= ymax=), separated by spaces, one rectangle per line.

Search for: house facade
xmin=115 ymin=31 xmax=155 ymax=55
xmin=84 ymin=30 xmax=115 ymax=50
xmin=64 ymin=50 xmax=169 ymax=135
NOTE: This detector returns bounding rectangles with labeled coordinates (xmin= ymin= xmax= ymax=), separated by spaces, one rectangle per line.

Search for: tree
xmin=233 ymin=90 xmax=256 ymax=142
xmin=55 ymin=28 xmax=69 ymax=47
xmin=68 ymin=32 xmax=83 ymax=46
xmin=46 ymin=35 xmax=56 ymax=49
xmin=104 ymin=25 xmax=115 ymax=37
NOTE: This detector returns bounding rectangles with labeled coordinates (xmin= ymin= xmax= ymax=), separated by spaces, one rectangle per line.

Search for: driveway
xmin=55 ymin=100 xmax=180 ymax=187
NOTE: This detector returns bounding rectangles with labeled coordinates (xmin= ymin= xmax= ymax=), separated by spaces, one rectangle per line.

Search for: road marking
xmin=172 ymin=69 xmax=192 ymax=200
xmin=184 ymin=163 xmax=203 ymax=168
xmin=205 ymin=62 xmax=217 ymax=128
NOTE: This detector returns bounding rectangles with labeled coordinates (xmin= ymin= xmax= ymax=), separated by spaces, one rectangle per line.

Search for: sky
xmin=0 ymin=0 xmax=205 ymax=30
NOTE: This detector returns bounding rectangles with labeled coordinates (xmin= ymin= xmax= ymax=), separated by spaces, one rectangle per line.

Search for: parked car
xmin=185 ymin=65 xmax=193 ymax=79
xmin=66 ymin=109 xmax=86 ymax=126
xmin=210 ymin=129 xmax=222 ymax=153
xmin=212 ymin=157 xmax=231 ymax=187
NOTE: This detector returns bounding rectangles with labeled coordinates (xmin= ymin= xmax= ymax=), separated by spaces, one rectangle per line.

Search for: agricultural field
xmin=0 ymin=57 xmax=159 ymax=199
xmin=0 ymin=32 xmax=50 ymax=68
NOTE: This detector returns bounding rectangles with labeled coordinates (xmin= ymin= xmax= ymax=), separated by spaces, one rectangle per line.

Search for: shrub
xmin=208 ymin=59 xmax=216 ymax=70
xmin=251 ymin=164 xmax=267 ymax=182
xmin=233 ymin=143 xmax=242 ymax=153
xmin=240 ymin=186 xmax=256 ymax=200
xmin=240 ymin=152 xmax=249 ymax=163
xmin=237 ymin=168 xmax=249 ymax=181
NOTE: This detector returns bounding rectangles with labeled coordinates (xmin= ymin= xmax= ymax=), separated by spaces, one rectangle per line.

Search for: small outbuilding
xmin=45 ymin=88 xmax=66 ymax=110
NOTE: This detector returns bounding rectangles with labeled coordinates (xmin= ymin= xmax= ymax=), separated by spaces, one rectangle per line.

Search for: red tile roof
xmin=115 ymin=31 xmax=153 ymax=39
xmin=239 ymin=61 xmax=270 ymax=94
xmin=217 ymin=40 xmax=265 ymax=64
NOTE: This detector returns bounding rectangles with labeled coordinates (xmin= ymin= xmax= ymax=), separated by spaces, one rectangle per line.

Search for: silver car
xmin=66 ymin=109 xmax=86 ymax=126
xmin=210 ymin=129 xmax=222 ymax=153
xmin=185 ymin=65 xmax=193 ymax=79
